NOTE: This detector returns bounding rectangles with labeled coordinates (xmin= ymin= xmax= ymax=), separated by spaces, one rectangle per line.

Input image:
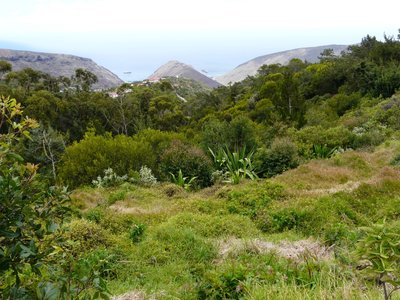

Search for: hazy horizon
xmin=1 ymin=0 xmax=399 ymax=81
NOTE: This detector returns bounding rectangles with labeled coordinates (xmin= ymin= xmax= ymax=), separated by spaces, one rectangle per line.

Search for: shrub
xmin=160 ymin=140 xmax=213 ymax=188
xmin=226 ymin=116 xmax=258 ymax=151
xmin=201 ymin=116 xmax=258 ymax=152
xmin=0 ymin=96 xmax=71 ymax=298
xmin=198 ymin=264 xmax=247 ymax=299
xmin=129 ymin=223 xmax=146 ymax=243
xmin=65 ymin=219 xmax=113 ymax=253
xmin=255 ymin=137 xmax=299 ymax=178
xmin=293 ymin=125 xmax=354 ymax=149
xmin=391 ymin=154 xmax=400 ymax=166
xmin=170 ymin=169 xmax=197 ymax=190
xmin=92 ymin=167 xmax=128 ymax=188
xmin=210 ymin=147 xmax=258 ymax=184
xmin=139 ymin=165 xmax=157 ymax=186
xmin=257 ymin=208 xmax=312 ymax=233
xmin=356 ymin=220 xmax=400 ymax=300
xmin=58 ymin=133 xmax=156 ymax=188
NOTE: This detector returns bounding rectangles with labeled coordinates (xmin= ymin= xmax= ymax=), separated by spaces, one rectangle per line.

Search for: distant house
xmin=108 ymin=91 xmax=118 ymax=98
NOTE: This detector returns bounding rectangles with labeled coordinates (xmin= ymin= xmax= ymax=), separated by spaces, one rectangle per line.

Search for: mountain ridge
xmin=216 ymin=44 xmax=349 ymax=85
xmin=148 ymin=60 xmax=222 ymax=89
xmin=0 ymin=49 xmax=123 ymax=89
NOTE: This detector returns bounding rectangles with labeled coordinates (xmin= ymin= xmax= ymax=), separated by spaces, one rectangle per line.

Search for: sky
xmin=1 ymin=0 xmax=399 ymax=81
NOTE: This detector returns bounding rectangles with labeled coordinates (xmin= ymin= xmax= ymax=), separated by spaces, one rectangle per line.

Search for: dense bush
xmin=65 ymin=219 xmax=113 ymax=253
xmin=255 ymin=137 xmax=299 ymax=178
xmin=159 ymin=140 xmax=213 ymax=188
xmin=201 ymin=116 xmax=258 ymax=152
xmin=292 ymin=125 xmax=355 ymax=149
xmin=58 ymin=132 xmax=156 ymax=188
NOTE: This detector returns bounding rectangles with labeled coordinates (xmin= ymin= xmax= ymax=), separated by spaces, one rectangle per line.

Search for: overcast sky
xmin=1 ymin=0 xmax=399 ymax=80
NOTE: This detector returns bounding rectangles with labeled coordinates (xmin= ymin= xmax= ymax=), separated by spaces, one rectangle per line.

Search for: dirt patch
xmin=304 ymin=180 xmax=362 ymax=196
xmin=111 ymin=291 xmax=146 ymax=300
xmin=108 ymin=202 xmax=166 ymax=215
xmin=217 ymin=238 xmax=333 ymax=262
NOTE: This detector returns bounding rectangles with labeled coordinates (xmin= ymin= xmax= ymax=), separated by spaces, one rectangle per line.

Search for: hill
xmin=148 ymin=60 xmax=222 ymax=89
xmin=0 ymin=49 xmax=123 ymax=89
xmin=216 ymin=44 xmax=348 ymax=85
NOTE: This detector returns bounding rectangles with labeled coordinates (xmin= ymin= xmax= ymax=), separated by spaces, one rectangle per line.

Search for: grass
xmin=67 ymin=142 xmax=400 ymax=299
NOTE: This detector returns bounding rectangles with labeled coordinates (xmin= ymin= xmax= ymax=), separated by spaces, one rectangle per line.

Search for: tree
xmin=0 ymin=96 xmax=69 ymax=297
xmin=73 ymin=68 xmax=98 ymax=92
xmin=0 ymin=61 xmax=12 ymax=79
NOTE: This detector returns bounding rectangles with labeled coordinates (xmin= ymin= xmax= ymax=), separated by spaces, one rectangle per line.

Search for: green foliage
xmin=129 ymin=224 xmax=146 ymax=243
xmin=65 ymin=219 xmax=113 ymax=254
xmin=356 ymin=220 xmax=400 ymax=300
xmin=170 ymin=169 xmax=197 ymax=191
xmin=149 ymin=94 xmax=186 ymax=131
xmin=138 ymin=165 xmax=157 ymax=186
xmin=391 ymin=154 xmax=400 ymax=166
xmin=0 ymin=60 xmax=12 ymax=76
xmin=293 ymin=125 xmax=355 ymax=150
xmin=201 ymin=118 xmax=230 ymax=151
xmin=210 ymin=147 xmax=258 ymax=184
xmin=0 ymin=96 xmax=71 ymax=297
xmin=59 ymin=133 xmax=155 ymax=188
xmin=164 ymin=213 xmax=259 ymax=238
xmin=255 ymin=138 xmax=299 ymax=178
xmin=160 ymin=140 xmax=213 ymax=188
xmin=92 ymin=168 xmax=129 ymax=188
xmin=73 ymin=68 xmax=98 ymax=92
xmin=197 ymin=264 xmax=247 ymax=299
xmin=227 ymin=116 xmax=258 ymax=151
xmin=138 ymin=224 xmax=216 ymax=265
xmin=311 ymin=144 xmax=339 ymax=159
xmin=37 ymin=249 xmax=111 ymax=300
xmin=201 ymin=116 xmax=258 ymax=152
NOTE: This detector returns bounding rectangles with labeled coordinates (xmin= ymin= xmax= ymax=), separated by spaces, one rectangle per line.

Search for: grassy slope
xmin=70 ymin=141 xmax=400 ymax=299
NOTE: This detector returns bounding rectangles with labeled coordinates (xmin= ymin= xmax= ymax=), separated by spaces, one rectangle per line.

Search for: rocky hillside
xmin=216 ymin=45 xmax=348 ymax=85
xmin=148 ymin=60 xmax=222 ymax=89
xmin=0 ymin=49 xmax=123 ymax=89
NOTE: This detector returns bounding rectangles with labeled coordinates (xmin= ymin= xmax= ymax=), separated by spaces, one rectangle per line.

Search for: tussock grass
xmin=68 ymin=144 xmax=400 ymax=299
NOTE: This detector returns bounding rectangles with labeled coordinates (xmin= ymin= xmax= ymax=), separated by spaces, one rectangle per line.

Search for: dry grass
xmin=273 ymin=145 xmax=399 ymax=197
xmin=70 ymin=189 xmax=106 ymax=210
xmin=217 ymin=238 xmax=333 ymax=263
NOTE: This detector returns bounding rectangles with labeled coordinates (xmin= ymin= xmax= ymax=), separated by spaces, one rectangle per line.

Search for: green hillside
xmin=1 ymin=31 xmax=400 ymax=299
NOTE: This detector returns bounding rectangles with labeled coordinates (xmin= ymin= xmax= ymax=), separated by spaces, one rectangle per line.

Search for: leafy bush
xmin=210 ymin=147 xmax=258 ymax=184
xmin=198 ymin=264 xmax=247 ymax=299
xmin=92 ymin=167 xmax=128 ymax=188
xmin=356 ymin=220 xmax=400 ymax=300
xmin=390 ymin=154 xmax=400 ymax=166
xmin=201 ymin=116 xmax=258 ymax=152
xmin=129 ymin=223 xmax=146 ymax=243
xmin=65 ymin=219 xmax=113 ymax=254
xmin=293 ymin=125 xmax=355 ymax=149
xmin=139 ymin=165 xmax=157 ymax=186
xmin=59 ymin=133 xmax=156 ymax=188
xmin=258 ymin=208 xmax=312 ymax=233
xmin=170 ymin=169 xmax=197 ymax=190
xmin=160 ymin=140 xmax=213 ymax=188
xmin=255 ymin=137 xmax=299 ymax=178
xmin=311 ymin=144 xmax=339 ymax=159
xmin=0 ymin=96 xmax=70 ymax=297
